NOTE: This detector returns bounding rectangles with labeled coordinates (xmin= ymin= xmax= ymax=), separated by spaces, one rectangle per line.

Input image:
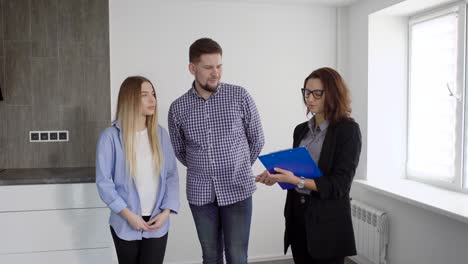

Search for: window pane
xmin=407 ymin=13 xmax=459 ymax=183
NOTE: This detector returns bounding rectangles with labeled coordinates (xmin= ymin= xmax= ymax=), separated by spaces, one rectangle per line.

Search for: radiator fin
xmin=350 ymin=200 xmax=389 ymax=264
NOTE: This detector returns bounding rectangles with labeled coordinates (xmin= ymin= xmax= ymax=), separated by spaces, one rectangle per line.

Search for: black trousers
xmin=110 ymin=216 xmax=168 ymax=264
xmin=290 ymin=192 xmax=345 ymax=264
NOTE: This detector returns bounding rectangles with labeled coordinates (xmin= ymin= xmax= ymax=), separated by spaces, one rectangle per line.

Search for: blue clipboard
xmin=258 ymin=146 xmax=322 ymax=190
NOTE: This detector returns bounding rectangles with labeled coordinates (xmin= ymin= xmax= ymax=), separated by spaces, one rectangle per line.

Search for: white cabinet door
xmin=0 ymin=248 xmax=112 ymax=264
xmin=0 ymin=208 xmax=112 ymax=254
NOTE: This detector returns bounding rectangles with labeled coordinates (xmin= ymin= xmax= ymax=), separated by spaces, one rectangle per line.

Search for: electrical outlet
xmin=49 ymin=132 xmax=58 ymax=141
xmin=59 ymin=131 xmax=68 ymax=141
xmin=40 ymin=132 xmax=48 ymax=141
xmin=30 ymin=132 xmax=39 ymax=141
xmin=29 ymin=130 xmax=69 ymax=142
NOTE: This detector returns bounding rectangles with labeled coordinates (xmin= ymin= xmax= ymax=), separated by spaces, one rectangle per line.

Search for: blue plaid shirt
xmin=168 ymin=82 xmax=264 ymax=206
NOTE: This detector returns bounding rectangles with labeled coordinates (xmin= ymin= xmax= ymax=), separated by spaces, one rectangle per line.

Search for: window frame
xmin=406 ymin=1 xmax=468 ymax=193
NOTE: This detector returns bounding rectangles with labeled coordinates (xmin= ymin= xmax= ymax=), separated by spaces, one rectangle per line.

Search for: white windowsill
xmin=353 ymin=179 xmax=468 ymax=225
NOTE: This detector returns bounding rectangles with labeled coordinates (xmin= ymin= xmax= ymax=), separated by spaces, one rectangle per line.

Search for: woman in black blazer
xmin=256 ymin=67 xmax=361 ymax=264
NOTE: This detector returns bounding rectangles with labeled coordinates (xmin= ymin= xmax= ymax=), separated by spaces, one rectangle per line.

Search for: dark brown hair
xmin=303 ymin=67 xmax=352 ymax=124
xmin=189 ymin=38 xmax=223 ymax=63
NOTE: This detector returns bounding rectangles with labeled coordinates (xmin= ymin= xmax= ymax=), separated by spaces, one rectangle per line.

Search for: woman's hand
xmin=120 ymin=208 xmax=150 ymax=231
xmin=268 ymin=168 xmax=299 ymax=185
xmin=256 ymin=168 xmax=300 ymax=186
xmin=255 ymin=170 xmax=277 ymax=186
xmin=147 ymin=209 xmax=170 ymax=231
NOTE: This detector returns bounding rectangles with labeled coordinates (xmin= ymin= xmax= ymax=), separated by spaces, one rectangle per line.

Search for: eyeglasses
xmin=301 ymin=88 xmax=324 ymax=99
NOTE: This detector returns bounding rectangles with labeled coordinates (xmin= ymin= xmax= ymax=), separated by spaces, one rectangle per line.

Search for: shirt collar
xmin=308 ymin=117 xmax=329 ymax=133
xmin=112 ymin=120 xmax=121 ymax=131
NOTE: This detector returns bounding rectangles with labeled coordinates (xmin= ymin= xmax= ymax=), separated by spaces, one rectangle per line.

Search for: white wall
xmin=109 ymin=0 xmax=338 ymax=263
xmin=351 ymin=185 xmax=468 ymax=264
xmin=343 ymin=0 xmax=468 ymax=263
xmin=368 ymin=13 xmax=408 ymax=182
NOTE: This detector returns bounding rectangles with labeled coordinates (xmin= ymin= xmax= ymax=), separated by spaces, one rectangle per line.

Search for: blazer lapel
xmin=293 ymin=122 xmax=310 ymax=148
xmin=318 ymin=122 xmax=337 ymax=175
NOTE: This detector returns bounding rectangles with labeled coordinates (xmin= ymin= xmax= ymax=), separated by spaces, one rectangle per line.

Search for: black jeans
xmin=110 ymin=216 xmax=168 ymax=264
xmin=290 ymin=192 xmax=344 ymax=264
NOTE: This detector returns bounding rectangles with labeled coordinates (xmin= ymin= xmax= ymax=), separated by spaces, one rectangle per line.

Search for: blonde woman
xmin=96 ymin=76 xmax=179 ymax=264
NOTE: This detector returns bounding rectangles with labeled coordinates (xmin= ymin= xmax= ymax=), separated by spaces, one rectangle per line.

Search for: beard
xmin=201 ymin=84 xmax=218 ymax=92
xmin=196 ymin=79 xmax=219 ymax=93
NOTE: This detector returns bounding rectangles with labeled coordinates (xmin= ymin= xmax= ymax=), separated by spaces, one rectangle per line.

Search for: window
xmin=407 ymin=3 xmax=467 ymax=192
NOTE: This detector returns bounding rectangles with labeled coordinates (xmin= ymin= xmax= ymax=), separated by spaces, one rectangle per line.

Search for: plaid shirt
xmin=168 ymin=82 xmax=264 ymax=206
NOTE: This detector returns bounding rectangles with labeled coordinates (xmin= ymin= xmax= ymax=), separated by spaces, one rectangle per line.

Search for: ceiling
xmin=245 ymin=0 xmax=362 ymax=6
xmin=181 ymin=0 xmax=364 ymax=7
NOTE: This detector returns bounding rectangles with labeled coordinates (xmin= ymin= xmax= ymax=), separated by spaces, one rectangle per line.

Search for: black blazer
xmin=283 ymin=118 xmax=362 ymax=259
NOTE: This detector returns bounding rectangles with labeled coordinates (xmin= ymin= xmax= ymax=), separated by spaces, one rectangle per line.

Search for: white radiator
xmin=350 ymin=200 xmax=389 ymax=264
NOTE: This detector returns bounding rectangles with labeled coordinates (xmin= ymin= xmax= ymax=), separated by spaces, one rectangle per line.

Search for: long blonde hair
xmin=115 ymin=76 xmax=163 ymax=178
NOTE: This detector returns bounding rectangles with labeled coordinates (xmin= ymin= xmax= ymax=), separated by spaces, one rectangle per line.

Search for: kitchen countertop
xmin=0 ymin=167 xmax=95 ymax=185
